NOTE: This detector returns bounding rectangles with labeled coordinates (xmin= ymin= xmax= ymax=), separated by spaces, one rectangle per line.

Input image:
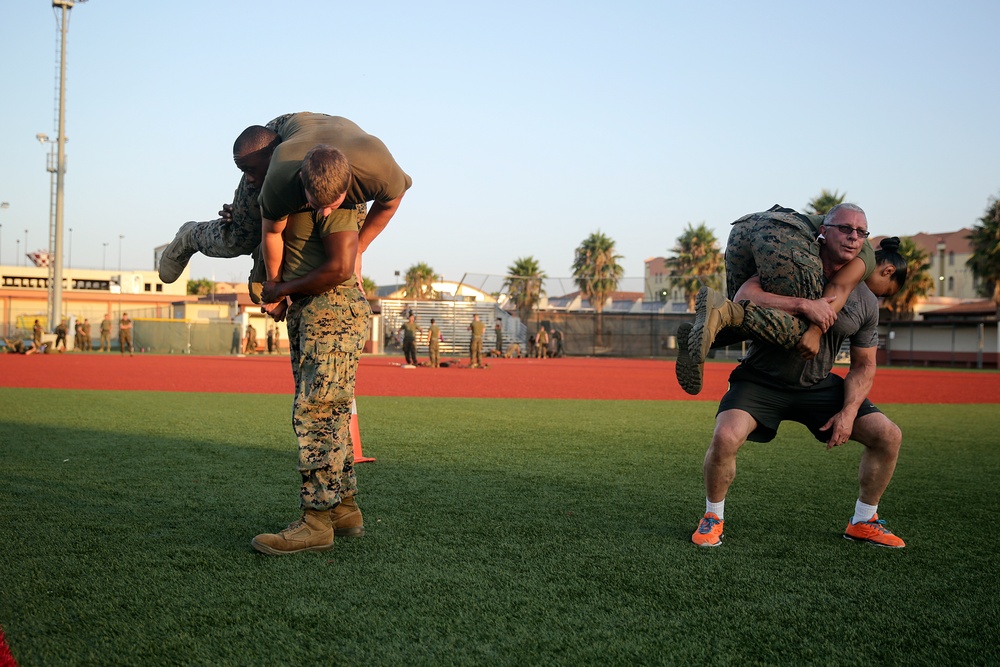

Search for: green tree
xmin=361 ymin=276 xmax=378 ymax=300
xmin=187 ymin=278 xmax=215 ymax=296
xmin=572 ymin=231 xmax=624 ymax=345
xmin=504 ymin=256 xmax=547 ymax=323
xmin=404 ymin=262 xmax=438 ymax=299
xmin=883 ymin=236 xmax=934 ymax=320
xmin=967 ymin=194 xmax=1000 ymax=307
xmin=805 ymin=189 xmax=846 ymax=216
xmin=666 ymin=222 xmax=723 ymax=311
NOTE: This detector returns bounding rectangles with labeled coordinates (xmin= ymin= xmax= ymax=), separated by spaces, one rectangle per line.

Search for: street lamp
xmin=118 ymin=234 xmax=124 ymax=273
xmin=24 ymin=229 xmax=28 ymax=264
xmin=102 ymin=242 xmax=109 ymax=270
xmin=68 ymin=227 xmax=73 ymax=268
xmin=937 ymin=239 xmax=946 ymax=297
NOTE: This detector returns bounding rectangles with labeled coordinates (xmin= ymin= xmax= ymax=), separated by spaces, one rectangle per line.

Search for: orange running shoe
xmin=843 ymin=514 xmax=905 ymax=548
xmin=692 ymin=512 xmax=724 ymax=547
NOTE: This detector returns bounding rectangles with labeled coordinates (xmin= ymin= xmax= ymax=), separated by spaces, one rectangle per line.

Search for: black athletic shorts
xmin=718 ymin=365 xmax=882 ymax=443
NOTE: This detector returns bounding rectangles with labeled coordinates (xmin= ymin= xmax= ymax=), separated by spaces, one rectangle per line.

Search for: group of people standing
xmin=6 ymin=313 xmax=132 ymax=354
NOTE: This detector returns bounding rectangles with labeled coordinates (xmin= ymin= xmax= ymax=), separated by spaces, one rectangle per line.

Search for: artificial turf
xmin=0 ymin=388 xmax=997 ymax=665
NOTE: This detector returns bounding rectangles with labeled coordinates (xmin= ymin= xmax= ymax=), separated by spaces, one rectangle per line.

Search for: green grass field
xmin=1 ymin=387 xmax=998 ymax=665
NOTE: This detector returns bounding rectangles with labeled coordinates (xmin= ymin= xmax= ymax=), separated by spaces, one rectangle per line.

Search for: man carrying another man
xmin=158 ymin=112 xmax=411 ymax=298
xmin=250 ymin=144 xmax=373 ymax=556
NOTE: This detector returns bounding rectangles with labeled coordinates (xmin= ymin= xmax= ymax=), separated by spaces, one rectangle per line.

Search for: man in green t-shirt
xmin=250 ymin=157 xmax=372 ymax=556
xmin=468 ymin=314 xmax=485 ymax=368
xmin=99 ymin=314 xmax=112 ymax=352
xmin=158 ymin=112 xmax=411 ymax=302
xmin=428 ymin=318 xmax=442 ymax=368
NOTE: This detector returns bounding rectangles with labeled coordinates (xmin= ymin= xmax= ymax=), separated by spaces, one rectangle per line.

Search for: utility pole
xmin=49 ymin=0 xmax=86 ymax=329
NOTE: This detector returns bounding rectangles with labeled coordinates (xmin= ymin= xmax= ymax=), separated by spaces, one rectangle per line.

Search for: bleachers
xmin=379 ymin=299 xmax=527 ymax=357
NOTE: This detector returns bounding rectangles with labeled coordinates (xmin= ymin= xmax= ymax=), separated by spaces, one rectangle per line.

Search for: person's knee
xmin=857 ymin=414 xmax=901 ymax=455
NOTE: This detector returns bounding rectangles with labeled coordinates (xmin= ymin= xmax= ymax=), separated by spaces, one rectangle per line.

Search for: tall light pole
xmin=102 ymin=242 xmax=108 ymax=270
xmin=37 ymin=133 xmax=58 ymax=273
xmin=937 ymin=239 xmax=946 ymax=297
xmin=68 ymin=227 xmax=73 ymax=268
xmin=118 ymin=234 xmax=124 ymax=273
xmin=49 ymin=0 xmax=86 ymax=329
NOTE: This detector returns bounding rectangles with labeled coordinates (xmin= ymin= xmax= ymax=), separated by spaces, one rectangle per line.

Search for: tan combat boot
xmin=332 ymin=495 xmax=365 ymax=537
xmin=251 ymin=508 xmax=334 ymax=556
xmin=158 ymin=220 xmax=201 ymax=283
xmin=677 ymin=287 xmax=745 ymax=395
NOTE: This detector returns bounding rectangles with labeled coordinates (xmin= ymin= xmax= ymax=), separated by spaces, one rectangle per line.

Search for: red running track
xmin=1 ymin=353 xmax=998 ymax=403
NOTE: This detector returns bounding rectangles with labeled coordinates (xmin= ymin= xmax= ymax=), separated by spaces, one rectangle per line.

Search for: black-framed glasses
xmin=833 ymin=224 xmax=871 ymax=239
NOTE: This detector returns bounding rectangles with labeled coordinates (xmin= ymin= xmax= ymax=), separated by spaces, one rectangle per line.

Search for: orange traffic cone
xmin=350 ymin=398 xmax=375 ymax=463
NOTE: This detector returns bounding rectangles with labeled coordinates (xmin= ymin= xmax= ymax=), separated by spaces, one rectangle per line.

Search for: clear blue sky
xmin=1 ymin=0 xmax=998 ymax=290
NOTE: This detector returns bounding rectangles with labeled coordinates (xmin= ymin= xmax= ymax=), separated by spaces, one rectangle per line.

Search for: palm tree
xmin=404 ymin=262 xmax=437 ymax=299
xmin=504 ymin=256 xmax=546 ymax=323
xmin=666 ymin=222 xmax=723 ymax=311
xmin=805 ymin=189 xmax=846 ymax=216
xmin=883 ymin=237 xmax=934 ymax=320
xmin=361 ymin=276 xmax=378 ymax=300
xmin=967 ymin=195 xmax=1000 ymax=309
xmin=572 ymin=231 xmax=624 ymax=345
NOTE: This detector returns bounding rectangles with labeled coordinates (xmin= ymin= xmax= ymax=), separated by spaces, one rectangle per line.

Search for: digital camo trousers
xmin=287 ymin=286 xmax=372 ymax=510
xmin=725 ymin=211 xmax=825 ymax=349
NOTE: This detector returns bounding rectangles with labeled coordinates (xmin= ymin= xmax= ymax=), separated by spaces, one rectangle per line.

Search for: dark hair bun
xmin=879 ymin=236 xmax=901 ymax=253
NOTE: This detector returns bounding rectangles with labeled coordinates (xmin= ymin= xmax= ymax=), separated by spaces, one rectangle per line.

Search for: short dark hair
xmin=233 ymin=125 xmax=280 ymax=159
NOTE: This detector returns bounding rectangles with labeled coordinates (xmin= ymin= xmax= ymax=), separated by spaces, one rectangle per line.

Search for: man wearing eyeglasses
xmin=681 ymin=203 xmax=907 ymax=550
xmin=676 ymin=204 xmax=876 ymax=397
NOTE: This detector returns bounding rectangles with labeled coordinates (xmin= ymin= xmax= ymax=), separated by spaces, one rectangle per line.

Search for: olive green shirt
xmin=280 ymin=208 xmax=359 ymax=285
xmin=259 ymin=112 xmax=412 ymax=222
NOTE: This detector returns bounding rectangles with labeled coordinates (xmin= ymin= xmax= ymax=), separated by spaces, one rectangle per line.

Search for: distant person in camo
xmin=428 ymin=318 xmax=442 ymax=368
xmin=399 ymin=314 xmax=421 ymax=366
xmin=468 ymin=314 xmax=485 ymax=368
xmin=119 ymin=313 xmax=134 ymax=356
xmin=100 ymin=314 xmax=113 ymax=352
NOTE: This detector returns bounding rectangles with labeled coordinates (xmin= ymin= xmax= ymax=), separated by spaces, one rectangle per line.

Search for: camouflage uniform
xmin=724 ymin=205 xmax=826 ymax=350
xmin=287 ymin=286 xmax=371 ymax=510
xmin=428 ymin=323 xmax=441 ymax=367
xmin=469 ymin=318 xmax=485 ymax=367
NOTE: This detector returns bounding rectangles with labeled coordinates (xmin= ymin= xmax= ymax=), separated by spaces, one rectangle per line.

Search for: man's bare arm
xmin=261 ymin=231 xmax=358 ymax=301
xmin=820 ymin=344 xmax=877 ymax=449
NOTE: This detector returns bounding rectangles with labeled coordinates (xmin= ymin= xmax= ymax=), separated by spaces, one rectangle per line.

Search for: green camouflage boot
xmin=158 ymin=220 xmax=201 ymax=283
xmin=332 ymin=495 xmax=365 ymax=537
xmin=251 ymin=508 xmax=334 ymax=556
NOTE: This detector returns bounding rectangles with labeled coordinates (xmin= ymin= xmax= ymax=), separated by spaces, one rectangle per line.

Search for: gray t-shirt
xmin=742 ymin=283 xmax=880 ymax=387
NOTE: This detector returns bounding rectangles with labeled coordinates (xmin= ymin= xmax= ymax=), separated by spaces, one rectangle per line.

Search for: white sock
xmin=852 ymin=500 xmax=878 ymax=524
xmin=706 ymin=498 xmax=725 ymax=520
